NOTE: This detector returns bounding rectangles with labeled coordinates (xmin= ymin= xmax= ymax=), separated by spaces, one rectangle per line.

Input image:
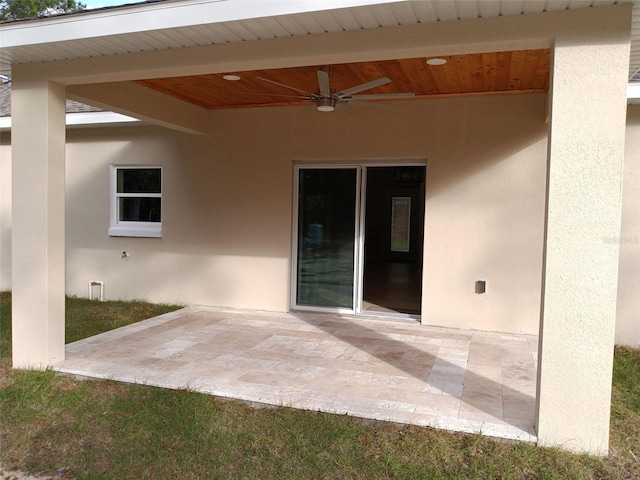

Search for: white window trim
xmin=108 ymin=165 xmax=162 ymax=238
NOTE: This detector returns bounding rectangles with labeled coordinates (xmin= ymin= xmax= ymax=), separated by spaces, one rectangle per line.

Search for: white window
xmin=108 ymin=166 xmax=162 ymax=238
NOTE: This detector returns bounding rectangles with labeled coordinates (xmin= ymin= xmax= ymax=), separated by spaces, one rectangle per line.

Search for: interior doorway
xmin=361 ymin=166 xmax=425 ymax=316
xmin=292 ymin=163 xmax=425 ymax=319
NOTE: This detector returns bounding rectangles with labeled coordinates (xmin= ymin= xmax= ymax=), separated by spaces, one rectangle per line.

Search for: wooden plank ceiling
xmin=137 ymin=49 xmax=550 ymax=110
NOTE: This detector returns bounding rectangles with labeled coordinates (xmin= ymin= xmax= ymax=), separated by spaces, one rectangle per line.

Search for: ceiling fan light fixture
xmin=316 ymin=97 xmax=335 ymax=112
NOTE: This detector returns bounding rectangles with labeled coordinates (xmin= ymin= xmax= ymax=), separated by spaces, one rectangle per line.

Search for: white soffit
xmin=0 ymin=0 xmax=639 ymax=81
xmin=631 ymin=2 xmax=640 ymax=82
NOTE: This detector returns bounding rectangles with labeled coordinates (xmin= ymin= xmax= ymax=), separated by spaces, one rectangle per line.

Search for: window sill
xmin=108 ymin=225 xmax=162 ymax=238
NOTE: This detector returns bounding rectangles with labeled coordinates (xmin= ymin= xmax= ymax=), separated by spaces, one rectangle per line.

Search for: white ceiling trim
xmin=0 ymin=0 xmax=638 ymax=80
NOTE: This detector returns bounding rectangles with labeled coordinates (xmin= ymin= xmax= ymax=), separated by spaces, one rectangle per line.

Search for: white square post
xmin=11 ymin=74 xmax=66 ymax=368
xmin=537 ymin=16 xmax=631 ymax=454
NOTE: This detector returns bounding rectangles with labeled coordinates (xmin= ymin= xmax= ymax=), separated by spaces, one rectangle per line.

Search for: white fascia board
xmin=0 ymin=0 xmax=408 ymax=47
xmin=65 ymin=111 xmax=141 ymax=126
xmin=629 ymin=83 xmax=640 ymax=104
xmin=0 ymin=111 xmax=140 ymax=131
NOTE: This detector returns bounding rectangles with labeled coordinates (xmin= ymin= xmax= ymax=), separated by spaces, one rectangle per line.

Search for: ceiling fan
xmin=255 ymin=70 xmax=415 ymax=112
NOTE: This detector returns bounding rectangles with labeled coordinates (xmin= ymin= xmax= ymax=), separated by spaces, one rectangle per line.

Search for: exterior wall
xmin=62 ymin=93 xmax=548 ymax=334
xmin=420 ymin=97 xmax=547 ymax=333
xmin=617 ymin=104 xmax=640 ymax=347
xmin=3 ymin=95 xmax=638 ymax=339
xmin=65 ymin=122 xmax=294 ymax=310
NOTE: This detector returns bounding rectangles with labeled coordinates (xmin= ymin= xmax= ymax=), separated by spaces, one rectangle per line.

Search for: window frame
xmin=108 ymin=165 xmax=163 ymax=238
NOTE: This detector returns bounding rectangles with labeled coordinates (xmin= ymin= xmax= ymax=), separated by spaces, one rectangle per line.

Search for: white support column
xmin=11 ymin=75 xmax=66 ymax=369
xmin=536 ymin=37 xmax=630 ymax=453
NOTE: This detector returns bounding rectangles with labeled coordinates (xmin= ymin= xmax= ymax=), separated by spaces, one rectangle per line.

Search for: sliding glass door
xmin=293 ymin=164 xmax=425 ymax=317
xmin=294 ymin=167 xmax=359 ymax=310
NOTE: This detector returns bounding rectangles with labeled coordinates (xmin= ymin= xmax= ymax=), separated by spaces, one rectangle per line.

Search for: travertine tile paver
xmin=55 ymin=306 xmax=538 ymax=443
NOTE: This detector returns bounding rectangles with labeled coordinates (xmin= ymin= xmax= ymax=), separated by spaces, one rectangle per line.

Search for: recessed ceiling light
xmin=426 ymin=58 xmax=447 ymax=66
xmin=223 ymin=74 xmax=241 ymax=81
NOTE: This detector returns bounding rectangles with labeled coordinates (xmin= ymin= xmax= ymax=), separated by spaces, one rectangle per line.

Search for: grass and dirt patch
xmin=1 ymin=291 xmax=639 ymax=479
xmin=0 ymin=292 xmax=181 ymax=369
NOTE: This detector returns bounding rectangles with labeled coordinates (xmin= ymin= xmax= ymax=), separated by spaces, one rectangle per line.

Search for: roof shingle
xmin=0 ymin=84 xmax=103 ymax=117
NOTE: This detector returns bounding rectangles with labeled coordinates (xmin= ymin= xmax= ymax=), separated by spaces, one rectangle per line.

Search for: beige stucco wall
xmin=64 ymin=93 xmax=548 ymax=334
xmin=65 ymin=122 xmax=293 ymax=310
xmin=3 ymin=94 xmax=638 ymax=340
xmin=617 ymin=104 xmax=640 ymax=347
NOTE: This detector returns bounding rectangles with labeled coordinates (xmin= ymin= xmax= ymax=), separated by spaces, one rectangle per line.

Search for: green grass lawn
xmin=0 ymin=291 xmax=182 ymax=367
xmin=1 ymin=291 xmax=639 ymax=479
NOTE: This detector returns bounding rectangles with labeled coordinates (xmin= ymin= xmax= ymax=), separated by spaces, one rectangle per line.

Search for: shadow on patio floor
xmin=54 ymin=306 xmax=538 ymax=443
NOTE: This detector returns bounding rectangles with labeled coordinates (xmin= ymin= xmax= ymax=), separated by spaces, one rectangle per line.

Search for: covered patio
xmin=55 ymin=307 xmax=538 ymax=443
xmin=2 ymin=0 xmax=636 ymax=455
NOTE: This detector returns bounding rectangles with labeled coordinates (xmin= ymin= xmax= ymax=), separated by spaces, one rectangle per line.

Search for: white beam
xmin=67 ymin=82 xmax=211 ymax=135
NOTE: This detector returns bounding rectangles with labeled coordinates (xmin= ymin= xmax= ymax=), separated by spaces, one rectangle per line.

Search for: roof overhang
xmin=1 ymin=0 xmax=638 ymax=132
xmin=1 ymin=0 xmax=638 ymax=81
xmin=0 ymin=0 xmax=408 ymax=46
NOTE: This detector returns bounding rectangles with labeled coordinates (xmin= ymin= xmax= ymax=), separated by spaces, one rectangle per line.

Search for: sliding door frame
xmin=291 ymin=164 xmax=362 ymax=314
xmin=291 ymin=160 xmax=427 ymax=317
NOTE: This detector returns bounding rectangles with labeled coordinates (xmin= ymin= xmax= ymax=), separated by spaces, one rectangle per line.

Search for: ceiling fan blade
xmin=351 ymin=93 xmax=415 ymax=100
xmin=337 ymin=77 xmax=392 ymax=96
xmin=257 ymin=76 xmax=314 ymax=96
xmin=317 ymin=70 xmax=331 ymax=97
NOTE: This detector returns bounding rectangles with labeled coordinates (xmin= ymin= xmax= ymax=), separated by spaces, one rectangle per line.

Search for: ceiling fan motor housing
xmin=316 ymin=97 xmax=335 ymax=112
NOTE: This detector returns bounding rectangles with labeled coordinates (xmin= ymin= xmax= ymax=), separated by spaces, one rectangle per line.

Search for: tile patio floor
xmin=54 ymin=306 xmax=539 ymax=443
